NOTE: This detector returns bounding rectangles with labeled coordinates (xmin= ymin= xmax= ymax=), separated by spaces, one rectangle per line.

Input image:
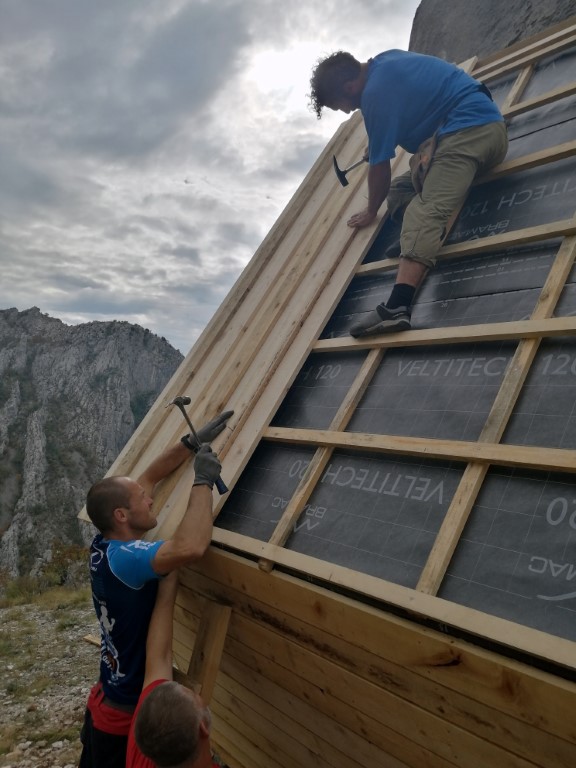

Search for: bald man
xmin=79 ymin=410 xmax=232 ymax=768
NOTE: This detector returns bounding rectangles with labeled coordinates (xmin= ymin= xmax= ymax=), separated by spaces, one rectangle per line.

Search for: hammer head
xmin=169 ymin=395 xmax=191 ymax=407
xmin=332 ymin=155 xmax=349 ymax=187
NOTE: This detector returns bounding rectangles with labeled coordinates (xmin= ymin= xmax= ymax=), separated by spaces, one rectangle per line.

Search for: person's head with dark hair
xmin=134 ymin=681 xmax=212 ymax=767
xmin=86 ymin=476 xmax=155 ymax=536
xmin=308 ymin=51 xmax=364 ymax=119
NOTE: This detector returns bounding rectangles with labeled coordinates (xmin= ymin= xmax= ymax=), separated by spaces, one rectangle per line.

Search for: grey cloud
xmin=2 ymin=0 xmax=254 ymax=162
xmin=167 ymin=281 xmax=229 ymax=305
xmin=132 ymin=1 xmax=252 ymax=110
xmin=214 ymin=221 xmax=262 ymax=250
xmin=165 ymin=245 xmax=202 ymax=264
xmin=0 ymin=0 xmax=421 ymax=355
xmin=103 ymin=214 xmax=177 ymax=243
xmin=0 ymin=144 xmax=105 ymax=219
xmin=54 ymin=291 xmax=162 ymax=317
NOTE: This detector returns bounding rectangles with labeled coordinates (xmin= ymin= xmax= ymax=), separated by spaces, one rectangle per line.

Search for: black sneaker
xmin=349 ymin=304 xmax=411 ymax=337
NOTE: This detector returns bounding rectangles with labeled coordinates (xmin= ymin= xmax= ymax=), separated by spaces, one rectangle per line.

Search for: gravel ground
xmin=0 ymin=592 xmax=99 ymax=768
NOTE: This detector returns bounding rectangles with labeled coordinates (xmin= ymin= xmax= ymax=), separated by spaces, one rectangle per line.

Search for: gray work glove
xmin=193 ymin=445 xmax=222 ymax=489
xmin=181 ymin=410 xmax=234 ymax=452
xmin=197 ymin=410 xmax=234 ymax=443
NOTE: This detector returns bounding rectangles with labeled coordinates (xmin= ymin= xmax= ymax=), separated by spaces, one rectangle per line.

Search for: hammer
xmin=168 ymin=396 xmax=229 ymax=495
xmin=332 ymin=152 xmax=368 ymax=187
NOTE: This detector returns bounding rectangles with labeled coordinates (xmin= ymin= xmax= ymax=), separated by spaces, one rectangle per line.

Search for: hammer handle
xmin=176 ymin=402 xmax=229 ymax=495
xmin=346 ymin=157 xmax=368 ymax=172
xmin=214 ymin=476 xmax=229 ymax=495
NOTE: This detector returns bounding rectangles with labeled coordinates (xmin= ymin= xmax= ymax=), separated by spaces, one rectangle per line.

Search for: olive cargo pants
xmin=387 ymin=121 xmax=509 ymax=269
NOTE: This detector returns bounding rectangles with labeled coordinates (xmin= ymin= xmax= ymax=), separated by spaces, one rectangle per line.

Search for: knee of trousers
xmin=400 ymin=252 xmax=437 ymax=270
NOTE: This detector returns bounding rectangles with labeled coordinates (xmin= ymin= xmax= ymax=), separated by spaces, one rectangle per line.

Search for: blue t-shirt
xmin=362 ymin=50 xmax=504 ymax=164
xmin=89 ymin=534 xmax=164 ymax=705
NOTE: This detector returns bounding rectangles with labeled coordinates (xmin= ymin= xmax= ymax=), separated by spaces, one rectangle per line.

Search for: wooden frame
xmin=89 ymin=17 xmax=576 ymax=767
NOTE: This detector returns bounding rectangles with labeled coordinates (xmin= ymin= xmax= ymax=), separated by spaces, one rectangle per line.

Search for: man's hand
xmin=193 ymin=445 xmax=222 ymax=489
xmin=347 ymin=161 xmax=391 ymax=229
xmin=195 ymin=410 xmax=234 ymax=444
xmin=347 ymin=209 xmax=377 ymax=228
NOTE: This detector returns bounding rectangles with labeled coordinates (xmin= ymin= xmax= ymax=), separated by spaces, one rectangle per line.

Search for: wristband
xmin=181 ymin=434 xmax=198 ymax=453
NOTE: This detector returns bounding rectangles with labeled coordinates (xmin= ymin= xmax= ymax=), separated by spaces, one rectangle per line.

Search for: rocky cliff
xmin=410 ymin=0 xmax=575 ymax=62
xmin=0 ymin=307 xmax=183 ymax=577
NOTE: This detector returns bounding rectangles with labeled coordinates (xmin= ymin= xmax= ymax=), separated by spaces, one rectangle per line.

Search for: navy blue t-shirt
xmin=89 ymin=534 xmax=164 ymax=705
xmin=362 ymin=50 xmax=504 ymax=163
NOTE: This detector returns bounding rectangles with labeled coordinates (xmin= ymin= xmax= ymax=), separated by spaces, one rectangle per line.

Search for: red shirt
xmin=126 ymin=680 xmax=219 ymax=768
xmin=86 ymin=681 xmax=134 ymax=736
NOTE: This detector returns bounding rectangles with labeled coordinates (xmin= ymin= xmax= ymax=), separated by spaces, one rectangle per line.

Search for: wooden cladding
xmin=96 ymin=17 xmax=576 ymax=768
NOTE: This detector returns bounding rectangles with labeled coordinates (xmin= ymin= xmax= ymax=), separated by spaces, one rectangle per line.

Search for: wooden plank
xmin=81 ymin=111 xmax=372 ymax=518
xmin=168 ymin=111 xmax=362 ymax=388
xmin=151 ymin=118 xmax=394 ymax=527
xmin=503 ymin=81 xmax=576 ymax=119
xmin=173 ymin=617 xmax=432 ymax=768
xmin=204 ymin=231 xmax=405 ymax=516
xmin=211 ymin=721 xmax=264 ymax=768
xmin=82 ymin=23 xmax=576 ymax=768
xmin=173 ymin=636 xmax=193 ymax=676
xmin=214 ymin=609 xmax=576 ymax=768
xmin=417 ymin=235 xmax=576 ymax=594
xmin=263 ymin=426 xmax=576 ymax=473
xmin=473 ymin=19 xmax=576 ymax=80
xmin=218 ymin=652 xmax=410 ymax=768
xmin=177 ymin=601 xmax=557 ymax=768
xmin=81 ymin=96 xmax=407 ymax=537
xmin=173 ymin=587 xmax=576 ymax=768
xmin=184 ymin=549 xmax=576 ymax=704
xmin=313 ymin=314 xmax=576 ymax=353
xmin=172 ymin=667 xmax=200 ymax=693
xmin=186 ymin=600 xmax=231 ymax=703
xmin=174 ymin=568 xmax=576 ymax=762
xmin=474 ymin=16 xmax=576 ymax=71
xmin=356 ymin=218 xmax=576 ymax=279
xmin=259 ymin=348 xmax=384 ymax=569
xmin=211 ymin=693 xmax=318 ymax=768
xmin=218 ymin=651 xmax=445 ymax=768
xmin=481 ymin=139 xmax=576 ymax=181
xmin=100 ymin=109 xmax=414 ymax=537
xmin=173 ymin=588 xmax=521 ymax=766
xmin=500 ymin=65 xmax=534 ymax=112
xmin=217 ymin=672 xmax=377 ymax=768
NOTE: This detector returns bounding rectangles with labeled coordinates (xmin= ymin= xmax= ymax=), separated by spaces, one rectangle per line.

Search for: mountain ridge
xmin=0 ymin=306 xmax=183 ymax=578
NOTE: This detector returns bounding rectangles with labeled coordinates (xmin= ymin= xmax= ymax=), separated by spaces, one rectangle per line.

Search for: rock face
xmin=0 ymin=307 xmax=183 ymax=577
xmin=410 ymin=0 xmax=575 ymax=62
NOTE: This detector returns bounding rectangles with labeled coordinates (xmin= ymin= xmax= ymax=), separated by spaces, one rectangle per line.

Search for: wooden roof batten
xmin=88 ymin=17 xmax=576 ymax=768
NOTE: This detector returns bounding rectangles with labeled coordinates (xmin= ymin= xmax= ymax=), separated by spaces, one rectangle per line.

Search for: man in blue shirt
xmin=78 ymin=409 xmax=232 ymax=768
xmin=309 ymin=50 xmax=508 ymax=336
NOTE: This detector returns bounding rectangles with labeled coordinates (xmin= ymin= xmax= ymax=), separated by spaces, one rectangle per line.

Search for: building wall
xmin=98 ymin=18 xmax=576 ymax=767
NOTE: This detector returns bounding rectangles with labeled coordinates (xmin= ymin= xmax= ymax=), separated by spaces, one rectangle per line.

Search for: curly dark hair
xmin=308 ymin=51 xmax=361 ymax=119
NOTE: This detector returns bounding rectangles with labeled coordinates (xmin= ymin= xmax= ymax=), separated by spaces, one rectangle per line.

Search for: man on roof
xmin=309 ymin=49 xmax=508 ymax=336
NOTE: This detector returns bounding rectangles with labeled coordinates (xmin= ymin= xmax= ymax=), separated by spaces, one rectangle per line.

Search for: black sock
xmin=385 ymin=283 xmax=415 ymax=310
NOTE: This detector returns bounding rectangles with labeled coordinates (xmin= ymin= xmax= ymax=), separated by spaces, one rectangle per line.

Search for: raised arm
xmin=142 ymin=570 xmax=179 ymax=687
xmin=136 ymin=409 xmax=233 ymax=496
xmin=137 ymin=442 xmax=190 ymax=497
xmin=151 ymin=445 xmax=222 ymax=574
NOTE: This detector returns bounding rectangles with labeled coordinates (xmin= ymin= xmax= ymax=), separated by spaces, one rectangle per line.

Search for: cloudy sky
xmin=1 ymin=0 xmax=421 ymax=353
